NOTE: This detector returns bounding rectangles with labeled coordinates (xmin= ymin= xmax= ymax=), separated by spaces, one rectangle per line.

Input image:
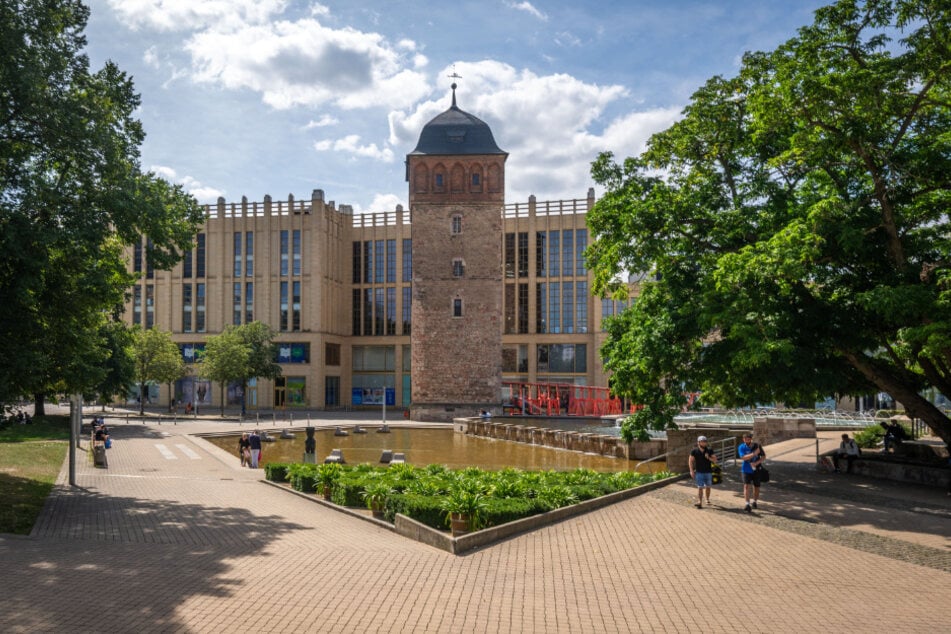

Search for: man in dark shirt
xmin=249 ymin=430 xmax=263 ymax=468
xmin=688 ymin=435 xmax=718 ymax=508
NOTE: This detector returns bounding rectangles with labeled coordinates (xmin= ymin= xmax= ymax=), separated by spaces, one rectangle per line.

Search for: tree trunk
xmin=841 ymin=350 xmax=951 ymax=446
xmin=34 ymin=393 xmax=45 ymax=417
xmin=220 ymin=381 xmax=225 ymax=417
xmin=139 ymin=381 xmax=146 ymax=416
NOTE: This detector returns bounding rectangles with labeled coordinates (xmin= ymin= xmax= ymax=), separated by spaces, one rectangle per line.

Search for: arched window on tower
xmin=433 ymin=164 xmax=446 ymax=192
xmin=450 ymin=163 xmax=465 ymax=193
xmin=414 ymin=164 xmax=429 ymax=193
xmin=452 ymin=258 xmax=465 ymax=277
xmin=470 ymin=166 xmax=483 ymax=192
xmin=453 ymin=298 xmax=463 ymax=317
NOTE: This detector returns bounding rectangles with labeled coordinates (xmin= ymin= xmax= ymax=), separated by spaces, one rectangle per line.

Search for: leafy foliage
xmin=587 ymin=0 xmax=951 ymax=444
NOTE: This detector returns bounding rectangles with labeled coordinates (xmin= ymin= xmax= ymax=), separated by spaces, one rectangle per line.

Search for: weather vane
xmin=448 ymin=67 xmax=462 ymax=105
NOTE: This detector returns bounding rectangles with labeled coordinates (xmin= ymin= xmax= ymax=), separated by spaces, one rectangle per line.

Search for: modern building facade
xmin=124 ymin=93 xmax=629 ymax=413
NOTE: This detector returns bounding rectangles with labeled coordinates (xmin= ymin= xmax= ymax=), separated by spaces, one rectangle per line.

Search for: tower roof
xmin=409 ymin=85 xmax=506 ymax=157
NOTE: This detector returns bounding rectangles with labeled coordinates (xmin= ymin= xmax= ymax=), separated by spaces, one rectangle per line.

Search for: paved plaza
xmin=2 ymin=411 xmax=950 ymax=633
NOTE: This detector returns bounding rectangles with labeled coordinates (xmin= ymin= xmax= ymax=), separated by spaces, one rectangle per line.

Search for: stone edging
xmin=263 ymin=473 xmax=687 ymax=555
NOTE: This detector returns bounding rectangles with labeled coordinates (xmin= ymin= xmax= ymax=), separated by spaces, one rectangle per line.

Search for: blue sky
xmin=83 ymin=0 xmax=828 ymax=212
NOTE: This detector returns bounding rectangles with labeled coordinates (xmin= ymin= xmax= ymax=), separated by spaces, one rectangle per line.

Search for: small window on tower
xmin=453 ymin=298 xmax=463 ymax=317
xmin=451 ymin=215 xmax=462 ymax=234
xmin=472 ymin=173 xmax=480 ymax=186
xmin=452 ymin=258 xmax=465 ymax=277
xmin=435 ymin=173 xmax=444 ymax=188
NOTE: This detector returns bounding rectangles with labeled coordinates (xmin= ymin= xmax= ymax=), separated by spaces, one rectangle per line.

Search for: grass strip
xmin=0 ymin=415 xmax=70 ymax=534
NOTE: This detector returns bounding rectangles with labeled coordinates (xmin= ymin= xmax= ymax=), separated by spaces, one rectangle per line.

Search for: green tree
xmin=91 ymin=319 xmax=136 ymax=409
xmin=587 ymin=0 xmax=951 ymax=445
xmin=200 ymin=328 xmax=250 ymax=417
xmin=233 ymin=322 xmax=282 ymax=415
xmin=0 ymin=0 xmax=204 ymax=410
xmin=132 ymin=328 xmax=184 ymax=416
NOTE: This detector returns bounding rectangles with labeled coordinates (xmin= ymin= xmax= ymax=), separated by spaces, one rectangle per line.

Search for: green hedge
xmin=264 ymin=462 xmax=291 ymax=483
xmin=386 ymin=493 xmax=445 ymax=528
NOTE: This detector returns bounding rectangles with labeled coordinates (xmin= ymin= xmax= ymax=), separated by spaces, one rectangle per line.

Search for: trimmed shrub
xmin=481 ymin=497 xmax=538 ymax=527
xmin=386 ymin=493 xmax=445 ymax=528
xmin=286 ymin=464 xmax=319 ymax=493
xmin=264 ymin=462 xmax=290 ymax=483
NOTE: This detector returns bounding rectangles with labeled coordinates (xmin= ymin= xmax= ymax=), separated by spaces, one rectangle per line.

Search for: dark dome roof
xmin=409 ymin=92 xmax=506 ymax=156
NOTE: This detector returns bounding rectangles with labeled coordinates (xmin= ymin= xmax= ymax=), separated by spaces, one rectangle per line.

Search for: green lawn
xmin=0 ymin=416 xmax=70 ymax=534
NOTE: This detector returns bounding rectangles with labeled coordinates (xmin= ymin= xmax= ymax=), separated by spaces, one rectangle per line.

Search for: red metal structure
xmin=501 ymin=382 xmax=623 ymax=417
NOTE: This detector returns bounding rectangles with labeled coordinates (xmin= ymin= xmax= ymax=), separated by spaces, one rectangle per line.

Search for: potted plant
xmin=440 ymin=489 xmax=488 ymax=536
xmin=315 ymin=462 xmax=342 ymax=500
xmin=360 ymin=481 xmax=393 ymax=518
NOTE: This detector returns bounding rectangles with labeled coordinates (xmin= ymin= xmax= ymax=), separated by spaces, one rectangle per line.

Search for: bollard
xmin=174 ymin=416 xmax=177 ymax=426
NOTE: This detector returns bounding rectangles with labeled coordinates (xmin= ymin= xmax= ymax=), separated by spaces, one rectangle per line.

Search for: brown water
xmin=208 ymin=427 xmax=652 ymax=472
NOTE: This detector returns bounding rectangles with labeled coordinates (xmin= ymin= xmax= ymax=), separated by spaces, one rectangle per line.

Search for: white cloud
xmin=314 ymin=135 xmax=394 ymax=162
xmin=304 ymin=114 xmax=339 ymax=129
xmin=184 ymin=18 xmax=430 ymax=110
xmin=387 ymin=61 xmax=677 ymax=203
xmin=506 ymin=1 xmax=547 ymax=21
xmin=353 ymin=192 xmax=405 ymax=214
xmin=150 ymin=165 xmax=225 ymax=201
xmin=106 ymin=0 xmax=287 ymax=32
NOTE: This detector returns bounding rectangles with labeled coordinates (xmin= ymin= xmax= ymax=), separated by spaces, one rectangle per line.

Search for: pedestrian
xmin=249 ymin=429 xmax=262 ymax=468
xmin=738 ymin=432 xmax=765 ymax=512
xmin=238 ymin=432 xmax=251 ymax=467
xmin=688 ymin=435 xmax=718 ymax=508
xmin=833 ymin=433 xmax=861 ymax=473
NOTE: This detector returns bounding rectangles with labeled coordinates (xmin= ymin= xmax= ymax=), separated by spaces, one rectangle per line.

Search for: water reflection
xmin=206 ymin=427 xmax=644 ymax=472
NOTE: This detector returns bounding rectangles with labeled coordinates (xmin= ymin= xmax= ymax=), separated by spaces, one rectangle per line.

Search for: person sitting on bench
xmin=833 ymin=433 xmax=861 ymax=473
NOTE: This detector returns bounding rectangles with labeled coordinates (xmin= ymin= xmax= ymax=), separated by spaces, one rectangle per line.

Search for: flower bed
xmin=268 ymin=462 xmax=674 ymax=532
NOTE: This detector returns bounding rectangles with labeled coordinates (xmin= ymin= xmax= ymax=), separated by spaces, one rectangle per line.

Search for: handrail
xmin=634 ymin=436 xmax=737 ymax=474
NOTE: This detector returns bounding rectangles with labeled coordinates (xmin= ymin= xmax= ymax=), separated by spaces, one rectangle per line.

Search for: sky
xmin=83 ymin=0 xmax=829 ymax=213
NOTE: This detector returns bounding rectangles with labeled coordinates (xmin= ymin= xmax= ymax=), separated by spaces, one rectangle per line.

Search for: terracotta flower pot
xmin=450 ymin=512 xmax=471 ymax=536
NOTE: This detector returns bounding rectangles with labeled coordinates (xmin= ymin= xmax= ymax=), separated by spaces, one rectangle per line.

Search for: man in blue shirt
xmin=249 ymin=429 xmax=263 ymax=468
xmin=738 ymin=432 xmax=765 ymax=512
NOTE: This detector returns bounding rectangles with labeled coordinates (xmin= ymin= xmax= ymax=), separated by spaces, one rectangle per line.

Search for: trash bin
xmin=93 ymin=445 xmax=108 ymax=468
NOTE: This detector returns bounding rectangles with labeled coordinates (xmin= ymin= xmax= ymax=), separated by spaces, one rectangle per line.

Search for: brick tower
xmin=406 ymin=84 xmax=507 ymax=421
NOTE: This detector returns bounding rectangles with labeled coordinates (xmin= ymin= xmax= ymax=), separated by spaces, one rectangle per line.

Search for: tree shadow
xmin=0 ymin=488 xmax=313 ymax=632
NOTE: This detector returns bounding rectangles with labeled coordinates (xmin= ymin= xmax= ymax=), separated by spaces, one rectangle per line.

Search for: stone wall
xmin=753 ymin=417 xmax=816 ymax=445
xmin=457 ymin=418 xmax=665 ymax=461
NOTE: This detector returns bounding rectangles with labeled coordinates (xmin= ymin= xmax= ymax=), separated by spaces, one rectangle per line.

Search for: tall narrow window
xmin=145 ymin=284 xmax=155 ymax=328
xmin=536 ymin=232 xmax=546 ymax=277
xmin=280 ymin=282 xmax=289 ymax=331
xmin=402 ymin=239 xmax=412 ymax=281
xmin=549 ymin=281 xmax=561 ymax=333
xmin=548 ymin=231 xmax=560 ymax=277
xmin=292 ymin=281 xmax=301 ymax=331
xmin=451 ymin=215 xmax=462 ymax=235
xmin=196 ymin=283 xmax=206 ymax=332
xmin=182 ymin=285 xmax=192 ymax=332
xmin=453 ymin=298 xmax=463 ymax=317
xmin=363 ymin=288 xmax=373 ymax=334
xmin=386 ymin=287 xmax=396 ymax=335
xmin=386 ymin=239 xmax=396 ymax=283
xmin=452 ymin=258 xmax=465 ymax=277
xmin=374 ymin=287 xmax=384 ymax=335
xmin=132 ymin=285 xmax=142 ymax=326
xmin=182 ymin=250 xmax=192 ymax=279
xmin=504 ymin=233 xmax=515 ymax=278
xmin=145 ymin=239 xmax=154 ymax=279
xmin=518 ymin=283 xmax=528 ymax=334
xmin=575 ymin=229 xmax=587 ymax=276
xmin=352 ymin=289 xmax=362 ymax=335
xmin=245 ymin=232 xmax=254 ymax=276
xmin=352 ymin=241 xmax=362 ymax=283
xmin=562 ymin=230 xmax=573 ymax=278
xmin=518 ymin=232 xmax=528 ymax=278
xmin=364 ymin=241 xmax=372 ymax=284
xmin=536 ymin=283 xmax=547 ymax=334
xmin=563 ymin=282 xmax=574 ymax=334
xmin=245 ymin=282 xmax=253 ymax=323
xmin=576 ymin=280 xmax=588 ymax=333
xmin=195 ymin=233 xmax=206 ymax=278
xmin=374 ymin=239 xmax=384 ymax=284
xmin=233 ymin=282 xmax=242 ymax=325
xmin=402 ymin=287 xmax=411 ymax=335
xmin=133 ymin=241 xmax=143 ymax=274
xmin=280 ymin=231 xmax=289 ymax=276
xmin=504 ymin=284 xmax=515 ymax=334
xmin=233 ymin=232 xmax=242 ymax=277
xmin=292 ymin=229 xmax=301 ymax=276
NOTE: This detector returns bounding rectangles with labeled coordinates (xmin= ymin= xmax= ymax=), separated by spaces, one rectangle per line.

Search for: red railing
xmin=501 ymin=382 xmax=623 ymax=417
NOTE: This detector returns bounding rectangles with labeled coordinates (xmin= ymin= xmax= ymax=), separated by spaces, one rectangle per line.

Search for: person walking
xmin=249 ymin=429 xmax=263 ymax=468
xmin=688 ymin=435 xmax=718 ymax=508
xmin=833 ymin=433 xmax=861 ymax=473
xmin=238 ymin=432 xmax=251 ymax=467
xmin=738 ymin=432 xmax=765 ymax=512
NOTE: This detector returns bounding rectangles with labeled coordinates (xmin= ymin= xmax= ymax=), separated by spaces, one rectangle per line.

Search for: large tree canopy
xmin=587 ymin=0 xmax=951 ymax=444
xmin=0 ymin=0 xmax=204 ymax=406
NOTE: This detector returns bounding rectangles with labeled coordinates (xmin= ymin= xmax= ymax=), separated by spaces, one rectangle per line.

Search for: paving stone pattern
xmin=1 ymin=417 xmax=949 ymax=633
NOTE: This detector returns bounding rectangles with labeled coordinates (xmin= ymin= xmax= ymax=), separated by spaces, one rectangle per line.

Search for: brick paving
xmin=1 ymin=413 xmax=949 ymax=633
